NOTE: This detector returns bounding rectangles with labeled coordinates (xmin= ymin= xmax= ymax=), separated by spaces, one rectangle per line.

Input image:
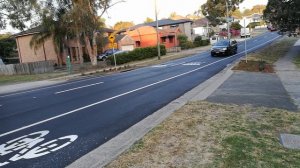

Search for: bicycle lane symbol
xmin=0 ymin=130 xmax=78 ymax=167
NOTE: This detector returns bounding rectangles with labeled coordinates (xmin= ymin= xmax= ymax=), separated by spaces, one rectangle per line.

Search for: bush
xmin=193 ymin=36 xmax=210 ymax=47
xmin=181 ymin=41 xmax=195 ymax=49
xmin=107 ymin=45 xmax=166 ymax=65
xmin=193 ymin=36 xmax=203 ymax=47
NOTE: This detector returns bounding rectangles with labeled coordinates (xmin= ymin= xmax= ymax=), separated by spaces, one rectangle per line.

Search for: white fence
xmin=0 ymin=61 xmax=55 ymax=75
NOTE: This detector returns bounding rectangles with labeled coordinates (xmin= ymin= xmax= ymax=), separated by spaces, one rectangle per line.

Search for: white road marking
xmin=151 ymin=65 xmax=167 ymax=68
xmin=182 ymin=62 xmax=204 ymax=66
xmin=0 ymin=77 xmax=103 ymax=98
xmin=151 ymin=62 xmax=186 ymax=68
xmin=0 ymin=35 xmax=281 ymax=138
xmin=0 ymin=130 xmax=77 ymax=166
xmin=55 ymin=82 xmax=103 ymax=94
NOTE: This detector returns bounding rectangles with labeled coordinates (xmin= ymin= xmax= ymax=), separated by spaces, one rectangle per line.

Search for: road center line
xmin=0 ymin=35 xmax=281 ymax=138
xmin=55 ymin=82 xmax=103 ymax=94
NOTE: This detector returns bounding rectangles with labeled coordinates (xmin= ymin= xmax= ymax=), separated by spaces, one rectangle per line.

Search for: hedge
xmin=107 ymin=45 xmax=166 ymax=65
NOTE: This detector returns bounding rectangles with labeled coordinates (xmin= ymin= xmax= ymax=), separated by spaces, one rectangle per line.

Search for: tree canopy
xmin=113 ymin=21 xmax=134 ymax=31
xmin=0 ymin=0 xmax=38 ymax=30
xmin=144 ymin=17 xmax=154 ymax=23
xmin=264 ymin=0 xmax=300 ymax=30
xmin=201 ymin=0 xmax=244 ymax=26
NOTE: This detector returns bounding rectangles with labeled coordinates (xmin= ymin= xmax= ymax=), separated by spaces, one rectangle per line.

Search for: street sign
xmin=108 ymin=43 xmax=117 ymax=49
xmin=108 ymin=35 xmax=115 ymax=43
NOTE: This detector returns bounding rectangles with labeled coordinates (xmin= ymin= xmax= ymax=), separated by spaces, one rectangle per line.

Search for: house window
xmin=136 ymin=41 xmax=141 ymax=47
xmin=161 ymin=37 xmax=167 ymax=43
xmin=169 ymin=36 xmax=174 ymax=43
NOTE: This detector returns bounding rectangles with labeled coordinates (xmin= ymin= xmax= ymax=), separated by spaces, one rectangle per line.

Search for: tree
xmin=201 ymin=0 xmax=244 ymax=26
xmin=231 ymin=9 xmax=242 ymax=19
xmin=251 ymin=5 xmax=266 ymax=14
xmin=242 ymin=9 xmax=252 ymax=16
xmin=113 ymin=21 xmax=134 ymax=31
xmin=169 ymin=12 xmax=185 ymax=20
xmin=0 ymin=33 xmax=16 ymax=59
xmin=144 ymin=17 xmax=154 ymax=23
xmin=230 ymin=22 xmax=242 ymax=30
xmin=0 ymin=0 xmax=38 ymax=30
xmin=264 ymin=0 xmax=300 ymax=30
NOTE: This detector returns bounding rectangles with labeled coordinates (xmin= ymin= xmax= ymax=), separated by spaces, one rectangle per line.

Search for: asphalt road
xmin=0 ymin=31 xmax=281 ymax=167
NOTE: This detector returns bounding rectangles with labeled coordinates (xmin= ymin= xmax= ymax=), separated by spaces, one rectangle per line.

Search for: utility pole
xmin=155 ymin=0 xmax=161 ymax=60
xmin=244 ymin=17 xmax=248 ymax=63
xmin=226 ymin=0 xmax=231 ymax=41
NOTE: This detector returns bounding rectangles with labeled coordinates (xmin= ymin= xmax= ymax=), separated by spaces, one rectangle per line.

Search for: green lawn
xmin=294 ymin=53 xmax=300 ymax=69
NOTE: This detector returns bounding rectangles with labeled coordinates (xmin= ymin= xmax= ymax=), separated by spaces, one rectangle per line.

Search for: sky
xmin=103 ymin=0 xmax=269 ymax=27
xmin=1 ymin=0 xmax=268 ymax=33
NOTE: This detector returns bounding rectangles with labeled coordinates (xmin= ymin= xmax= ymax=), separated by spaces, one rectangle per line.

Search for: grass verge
xmin=233 ymin=37 xmax=298 ymax=72
xmin=106 ymin=101 xmax=300 ymax=168
xmin=294 ymin=53 xmax=300 ymax=69
xmin=0 ymin=72 xmax=67 ymax=85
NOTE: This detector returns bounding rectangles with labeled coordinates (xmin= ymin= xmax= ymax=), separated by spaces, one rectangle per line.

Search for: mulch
xmin=232 ymin=60 xmax=275 ymax=73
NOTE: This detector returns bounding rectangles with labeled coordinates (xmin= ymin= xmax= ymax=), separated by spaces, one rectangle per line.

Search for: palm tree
xmin=30 ymin=11 xmax=67 ymax=66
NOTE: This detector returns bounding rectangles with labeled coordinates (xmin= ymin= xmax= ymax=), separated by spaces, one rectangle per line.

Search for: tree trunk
xmin=84 ymin=35 xmax=97 ymax=66
xmin=76 ymin=34 xmax=84 ymax=64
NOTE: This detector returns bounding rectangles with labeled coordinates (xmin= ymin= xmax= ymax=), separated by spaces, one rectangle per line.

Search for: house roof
xmin=144 ymin=19 xmax=193 ymax=27
xmin=15 ymin=26 xmax=115 ymax=37
xmin=159 ymin=28 xmax=180 ymax=37
xmin=96 ymin=27 xmax=115 ymax=34
xmin=103 ymin=34 xmax=127 ymax=44
xmin=13 ymin=26 xmax=44 ymax=37
xmin=120 ymin=19 xmax=193 ymax=33
xmin=193 ymin=18 xmax=210 ymax=27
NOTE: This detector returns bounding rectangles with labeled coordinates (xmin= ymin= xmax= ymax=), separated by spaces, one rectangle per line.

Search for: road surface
xmin=0 ymin=31 xmax=281 ymax=167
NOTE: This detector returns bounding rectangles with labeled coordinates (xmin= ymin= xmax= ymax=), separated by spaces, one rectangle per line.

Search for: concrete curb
xmin=67 ymin=58 xmax=235 ymax=168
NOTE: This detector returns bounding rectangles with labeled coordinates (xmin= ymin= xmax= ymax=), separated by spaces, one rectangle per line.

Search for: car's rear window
xmin=215 ymin=40 xmax=229 ymax=46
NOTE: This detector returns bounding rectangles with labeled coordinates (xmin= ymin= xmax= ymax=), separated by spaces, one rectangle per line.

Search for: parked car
xmin=240 ymin=28 xmax=251 ymax=38
xmin=97 ymin=49 xmax=122 ymax=61
xmin=211 ymin=40 xmax=238 ymax=57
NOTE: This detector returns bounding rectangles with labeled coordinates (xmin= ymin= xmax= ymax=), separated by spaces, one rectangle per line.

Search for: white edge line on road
xmin=0 ymin=35 xmax=281 ymax=138
xmin=55 ymin=82 xmax=103 ymax=94
xmin=0 ymin=76 xmax=104 ymax=98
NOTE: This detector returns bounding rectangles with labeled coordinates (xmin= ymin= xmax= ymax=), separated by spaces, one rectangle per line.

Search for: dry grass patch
xmin=233 ymin=37 xmax=298 ymax=72
xmin=0 ymin=72 xmax=67 ymax=85
xmin=106 ymin=101 xmax=300 ymax=168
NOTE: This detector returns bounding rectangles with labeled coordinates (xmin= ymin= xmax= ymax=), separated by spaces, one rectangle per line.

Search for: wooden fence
xmin=0 ymin=61 xmax=55 ymax=75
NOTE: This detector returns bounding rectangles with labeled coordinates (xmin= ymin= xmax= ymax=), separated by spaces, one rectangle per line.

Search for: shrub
xmin=181 ymin=41 xmax=194 ymax=49
xmin=193 ymin=36 xmax=203 ymax=47
xmin=193 ymin=36 xmax=210 ymax=47
xmin=107 ymin=45 xmax=166 ymax=65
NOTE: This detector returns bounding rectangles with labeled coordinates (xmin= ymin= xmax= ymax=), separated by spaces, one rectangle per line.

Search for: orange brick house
xmin=123 ymin=19 xmax=192 ymax=49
